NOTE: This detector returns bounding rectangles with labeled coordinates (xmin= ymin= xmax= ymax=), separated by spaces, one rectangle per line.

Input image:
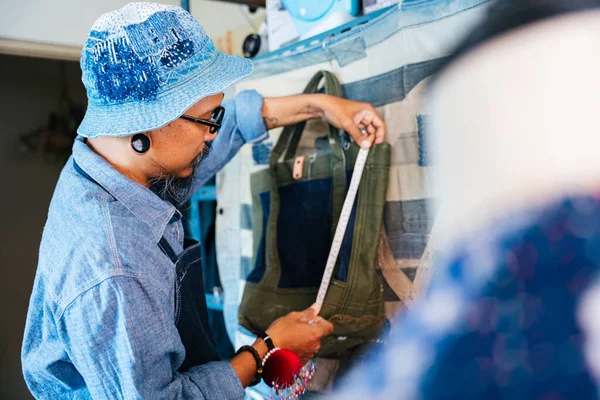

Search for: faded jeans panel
xmin=384 ymin=199 xmax=433 ymax=236
xmin=388 ymin=233 xmax=429 ymax=259
xmin=343 ymin=58 xmax=448 ymax=107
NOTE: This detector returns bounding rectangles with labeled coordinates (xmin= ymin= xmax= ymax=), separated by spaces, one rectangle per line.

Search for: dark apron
xmin=158 ymin=237 xmax=221 ymax=371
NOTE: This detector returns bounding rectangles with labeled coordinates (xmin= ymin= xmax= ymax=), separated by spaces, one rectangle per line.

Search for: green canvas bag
xmin=239 ymin=71 xmax=391 ymax=357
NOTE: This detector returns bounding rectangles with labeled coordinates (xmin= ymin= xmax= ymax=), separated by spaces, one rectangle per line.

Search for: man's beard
xmin=150 ymin=143 xmax=211 ymax=207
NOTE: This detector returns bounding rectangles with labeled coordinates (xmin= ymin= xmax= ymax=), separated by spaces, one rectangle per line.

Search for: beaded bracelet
xmin=235 ymin=345 xmax=262 ymax=387
xmin=262 ymin=346 xmax=281 ymax=365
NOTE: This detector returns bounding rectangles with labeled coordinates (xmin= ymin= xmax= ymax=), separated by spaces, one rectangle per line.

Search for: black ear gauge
xmin=131 ymin=133 xmax=151 ymax=154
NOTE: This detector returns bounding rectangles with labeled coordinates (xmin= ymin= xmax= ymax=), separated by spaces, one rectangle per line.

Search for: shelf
xmin=0 ymin=38 xmax=80 ymax=61
xmin=254 ymin=6 xmax=394 ymax=62
xmin=205 ymin=0 xmax=265 ymax=7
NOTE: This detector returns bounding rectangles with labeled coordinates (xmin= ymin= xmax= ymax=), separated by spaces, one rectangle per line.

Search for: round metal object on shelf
xmin=243 ymin=33 xmax=265 ymax=58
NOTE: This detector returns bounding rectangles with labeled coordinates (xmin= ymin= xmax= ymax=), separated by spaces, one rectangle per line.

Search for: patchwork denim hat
xmin=77 ymin=2 xmax=252 ymax=138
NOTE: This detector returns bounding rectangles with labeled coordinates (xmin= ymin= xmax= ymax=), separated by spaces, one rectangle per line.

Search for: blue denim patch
xmin=121 ymin=10 xmax=201 ymax=60
xmin=336 ymin=195 xmax=358 ymax=283
xmin=89 ymin=11 xmax=201 ymax=103
xmin=417 ymin=114 xmax=431 ymax=166
xmin=384 ymin=199 xmax=432 ymax=260
xmin=91 ymin=35 xmax=162 ymax=102
xmin=240 ymin=204 xmax=253 ymax=230
xmin=159 ymin=38 xmax=195 ymax=68
xmin=247 ymin=192 xmax=269 ymax=284
xmin=252 ymin=142 xmax=273 ymax=165
xmin=249 ymin=171 xmax=356 ymax=287
xmin=240 ymin=257 xmax=254 ymax=281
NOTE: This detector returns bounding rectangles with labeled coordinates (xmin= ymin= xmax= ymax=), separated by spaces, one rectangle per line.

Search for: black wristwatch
xmin=235 ymin=345 xmax=262 ymax=387
xmin=255 ymin=330 xmax=275 ymax=351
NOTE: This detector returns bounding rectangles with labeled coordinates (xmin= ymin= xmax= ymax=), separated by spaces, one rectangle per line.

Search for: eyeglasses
xmin=180 ymin=105 xmax=225 ymax=134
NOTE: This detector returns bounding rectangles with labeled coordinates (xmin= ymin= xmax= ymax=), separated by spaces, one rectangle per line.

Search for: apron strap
xmin=158 ymin=237 xmax=178 ymax=264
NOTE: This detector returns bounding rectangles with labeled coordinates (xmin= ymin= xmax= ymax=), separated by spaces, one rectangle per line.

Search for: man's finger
xmin=346 ymin=121 xmax=374 ymax=149
xmin=360 ymin=111 xmax=375 ymax=127
xmin=352 ymin=111 xmax=375 ymax=148
xmin=314 ymin=319 xmax=334 ymax=335
xmin=372 ymin=113 xmax=386 ymax=144
xmin=358 ymin=112 xmax=377 ymax=136
xmin=353 ymin=109 xmax=368 ymax=126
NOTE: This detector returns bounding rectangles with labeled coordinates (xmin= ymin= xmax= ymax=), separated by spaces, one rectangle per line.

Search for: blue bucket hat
xmin=77 ymin=2 xmax=252 ymax=138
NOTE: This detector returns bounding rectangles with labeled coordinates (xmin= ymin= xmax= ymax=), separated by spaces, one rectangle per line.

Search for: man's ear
xmin=203 ymin=129 xmax=217 ymax=142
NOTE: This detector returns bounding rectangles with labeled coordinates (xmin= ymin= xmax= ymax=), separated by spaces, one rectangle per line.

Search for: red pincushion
xmin=262 ymin=349 xmax=303 ymax=387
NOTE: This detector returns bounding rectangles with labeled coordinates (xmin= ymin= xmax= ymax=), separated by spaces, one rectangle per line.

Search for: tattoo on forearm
xmin=263 ymin=117 xmax=279 ymax=130
xmin=293 ymin=104 xmax=325 ymax=124
xmin=305 ymin=105 xmax=325 ymax=119
xmin=263 ymin=103 xmax=325 ymax=130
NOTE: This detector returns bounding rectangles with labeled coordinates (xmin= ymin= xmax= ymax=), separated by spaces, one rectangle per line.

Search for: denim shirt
xmin=21 ymin=90 xmax=267 ymax=400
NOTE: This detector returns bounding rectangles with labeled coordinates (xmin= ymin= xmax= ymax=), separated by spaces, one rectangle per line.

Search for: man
xmin=21 ymin=3 xmax=386 ymax=399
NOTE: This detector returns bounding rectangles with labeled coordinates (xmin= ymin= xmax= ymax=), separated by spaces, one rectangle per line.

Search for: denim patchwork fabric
xmin=250 ymin=0 xmax=490 ymax=79
xmin=331 ymin=195 xmax=600 ymax=399
xmin=77 ymin=2 xmax=252 ymax=138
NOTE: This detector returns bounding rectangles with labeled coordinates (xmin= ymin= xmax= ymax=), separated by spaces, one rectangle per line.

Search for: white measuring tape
xmin=315 ymin=148 xmax=370 ymax=308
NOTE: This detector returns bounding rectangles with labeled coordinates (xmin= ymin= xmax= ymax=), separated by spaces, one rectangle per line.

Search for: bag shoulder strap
xmin=263 ymin=71 xmax=349 ymax=289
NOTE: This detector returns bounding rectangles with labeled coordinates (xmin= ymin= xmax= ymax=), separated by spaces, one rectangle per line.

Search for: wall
xmin=0 ymin=0 xmax=180 ymax=47
xmin=190 ymin=0 xmax=265 ymax=38
xmin=0 ymin=55 xmax=86 ymax=400
xmin=0 ymin=0 xmax=263 ymax=50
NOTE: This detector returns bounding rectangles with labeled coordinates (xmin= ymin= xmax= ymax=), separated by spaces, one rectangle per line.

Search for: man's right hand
xmin=265 ymin=304 xmax=334 ymax=362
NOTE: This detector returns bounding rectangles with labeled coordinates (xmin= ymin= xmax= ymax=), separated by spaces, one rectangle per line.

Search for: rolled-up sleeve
xmin=191 ymin=90 xmax=268 ymax=192
xmin=58 ymin=275 xmax=244 ymax=400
